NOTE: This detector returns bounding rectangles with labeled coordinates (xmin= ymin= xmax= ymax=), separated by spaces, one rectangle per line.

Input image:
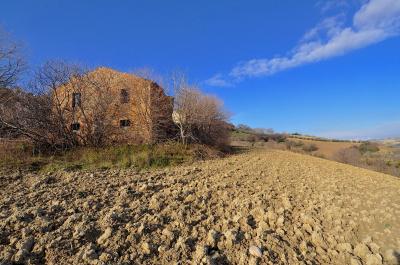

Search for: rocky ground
xmin=0 ymin=149 xmax=399 ymax=265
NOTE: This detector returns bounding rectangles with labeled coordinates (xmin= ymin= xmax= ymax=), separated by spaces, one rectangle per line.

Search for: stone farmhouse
xmin=55 ymin=67 xmax=174 ymax=144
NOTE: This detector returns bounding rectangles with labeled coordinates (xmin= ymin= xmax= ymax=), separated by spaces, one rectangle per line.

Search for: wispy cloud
xmin=206 ymin=0 xmax=400 ymax=86
xmin=204 ymin=73 xmax=233 ymax=87
xmin=319 ymin=121 xmax=400 ymax=140
xmin=316 ymin=0 xmax=353 ymax=14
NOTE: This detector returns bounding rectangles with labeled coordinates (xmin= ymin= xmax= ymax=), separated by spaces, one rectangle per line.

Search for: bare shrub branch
xmin=172 ymin=72 xmax=230 ymax=148
xmin=0 ymin=28 xmax=26 ymax=88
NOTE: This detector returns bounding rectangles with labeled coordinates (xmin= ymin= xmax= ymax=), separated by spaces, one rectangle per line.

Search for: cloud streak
xmin=207 ymin=0 xmax=400 ymax=86
xmin=204 ymin=73 xmax=233 ymax=87
xmin=318 ymin=121 xmax=400 ymax=140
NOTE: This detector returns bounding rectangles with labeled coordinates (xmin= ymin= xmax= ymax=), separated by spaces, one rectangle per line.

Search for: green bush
xmin=357 ymin=142 xmax=380 ymax=154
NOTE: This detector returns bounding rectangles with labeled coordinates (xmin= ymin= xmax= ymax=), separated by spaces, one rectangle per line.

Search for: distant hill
xmin=375 ymin=138 xmax=400 ymax=147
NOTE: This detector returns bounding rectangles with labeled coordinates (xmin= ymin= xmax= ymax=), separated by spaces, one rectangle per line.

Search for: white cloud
xmin=204 ymin=73 xmax=233 ymax=87
xmin=206 ymin=0 xmax=400 ymax=86
xmin=301 ymin=15 xmax=346 ymax=42
xmin=353 ymin=0 xmax=400 ymax=31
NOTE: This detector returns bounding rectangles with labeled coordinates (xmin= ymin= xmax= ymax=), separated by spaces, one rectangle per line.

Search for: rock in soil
xmin=1 ymin=149 xmax=399 ymax=264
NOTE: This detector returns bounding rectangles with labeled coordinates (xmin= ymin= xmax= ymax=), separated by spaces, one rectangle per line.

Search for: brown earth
xmin=0 ymin=149 xmax=399 ymax=265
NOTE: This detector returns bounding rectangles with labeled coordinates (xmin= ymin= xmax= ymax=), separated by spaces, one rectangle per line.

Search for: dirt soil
xmin=1 ymin=149 xmax=399 ymax=265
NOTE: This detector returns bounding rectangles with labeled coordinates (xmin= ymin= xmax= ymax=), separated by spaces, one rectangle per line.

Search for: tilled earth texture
xmin=1 ymin=150 xmax=400 ymax=265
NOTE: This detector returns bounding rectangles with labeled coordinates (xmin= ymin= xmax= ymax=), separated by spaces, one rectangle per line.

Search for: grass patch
xmin=1 ymin=141 xmax=221 ymax=173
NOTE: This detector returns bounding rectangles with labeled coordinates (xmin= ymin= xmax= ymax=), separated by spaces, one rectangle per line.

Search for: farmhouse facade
xmin=55 ymin=67 xmax=174 ymax=144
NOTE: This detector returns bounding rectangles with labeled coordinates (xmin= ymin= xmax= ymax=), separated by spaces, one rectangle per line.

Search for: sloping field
xmin=287 ymin=137 xmax=358 ymax=159
xmin=0 ymin=150 xmax=399 ymax=264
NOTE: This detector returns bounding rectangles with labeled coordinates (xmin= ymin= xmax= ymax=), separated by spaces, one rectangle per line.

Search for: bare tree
xmin=31 ymin=62 xmax=125 ymax=147
xmin=133 ymin=67 xmax=166 ymax=90
xmin=0 ymin=28 xmax=25 ymax=88
xmin=72 ymin=68 xmax=121 ymax=146
xmin=1 ymin=60 xmax=87 ymax=150
xmin=29 ymin=60 xmax=87 ymax=149
xmin=0 ymin=28 xmax=26 ymax=137
xmin=0 ymin=87 xmax=53 ymax=146
xmin=172 ymin=72 xmax=230 ymax=147
xmin=171 ymin=72 xmax=198 ymax=145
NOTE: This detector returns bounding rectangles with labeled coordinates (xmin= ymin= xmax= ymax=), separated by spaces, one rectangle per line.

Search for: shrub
xmin=357 ymin=142 xmax=380 ymax=154
xmin=302 ymin=144 xmax=319 ymax=153
xmin=173 ymin=83 xmax=230 ymax=148
xmin=334 ymin=147 xmax=362 ymax=165
xmin=285 ymin=140 xmax=304 ymax=150
xmin=314 ymin=153 xmax=326 ymax=159
xmin=274 ymin=134 xmax=287 ymax=143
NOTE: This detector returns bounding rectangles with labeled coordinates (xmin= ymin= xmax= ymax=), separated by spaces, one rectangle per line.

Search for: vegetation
xmin=285 ymin=140 xmax=304 ymax=150
xmin=0 ymin=29 xmax=231 ymax=173
xmin=172 ymin=73 xmax=231 ymax=148
xmin=0 ymin=140 xmax=221 ymax=173
xmin=231 ymin=125 xmax=400 ymax=178
xmin=334 ymin=145 xmax=400 ymax=177
xmin=1 ymin=27 xmax=399 ymax=179
xmin=0 ymin=28 xmax=25 ymax=88
xmin=302 ymin=143 xmax=319 ymax=152
xmin=289 ymin=133 xmax=360 ymax=143
xmin=231 ymin=125 xmax=286 ymax=144
xmin=357 ymin=142 xmax=380 ymax=154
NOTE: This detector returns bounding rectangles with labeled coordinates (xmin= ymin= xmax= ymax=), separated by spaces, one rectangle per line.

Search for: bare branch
xmin=0 ymin=28 xmax=26 ymax=88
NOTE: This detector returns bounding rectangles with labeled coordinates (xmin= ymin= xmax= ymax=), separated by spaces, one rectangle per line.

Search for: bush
xmin=302 ymin=144 xmax=319 ymax=153
xmin=273 ymin=134 xmax=287 ymax=143
xmin=334 ymin=147 xmax=362 ymax=165
xmin=313 ymin=153 xmax=326 ymax=159
xmin=357 ymin=142 xmax=380 ymax=154
xmin=285 ymin=140 xmax=304 ymax=150
xmin=333 ymin=147 xmax=400 ymax=177
xmin=173 ymin=85 xmax=230 ymax=149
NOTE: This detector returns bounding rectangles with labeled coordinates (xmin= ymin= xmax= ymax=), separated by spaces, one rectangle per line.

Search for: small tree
xmin=172 ymin=73 xmax=230 ymax=147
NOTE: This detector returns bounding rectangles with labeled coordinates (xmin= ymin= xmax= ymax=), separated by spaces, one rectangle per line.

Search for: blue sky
xmin=1 ymin=0 xmax=400 ymax=139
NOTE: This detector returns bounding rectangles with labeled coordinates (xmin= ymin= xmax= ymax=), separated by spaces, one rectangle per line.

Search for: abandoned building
xmin=56 ymin=67 xmax=174 ymax=144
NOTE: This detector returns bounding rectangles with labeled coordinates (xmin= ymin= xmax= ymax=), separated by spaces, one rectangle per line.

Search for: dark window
xmin=120 ymin=89 xmax=129 ymax=103
xmin=120 ymin=119 xmax=131 ymax=127
xmin=71 ymin=123 xmax=80 ymax=131
xmin=72 ymin=93 xmax=81 ymax=108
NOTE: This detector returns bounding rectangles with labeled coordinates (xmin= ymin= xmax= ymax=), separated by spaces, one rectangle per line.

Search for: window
xmin=120 ymin=89 xmax=129 ymax=103
xmin=71 ymin=123 xmax=80 ymax=131
xmin=72 ymin=92 xmax=81 ymax=108
xmin=120 ymin=119 xmax=131 ymax=127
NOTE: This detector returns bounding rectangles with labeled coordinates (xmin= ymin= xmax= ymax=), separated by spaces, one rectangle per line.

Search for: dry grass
xmin=0 ymin=139 xmax=36 ymax=166
xmin=286 ymin=137 xmax=358 ymax=159
xmin=0 ymin=140 xmax=222 ymax=173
